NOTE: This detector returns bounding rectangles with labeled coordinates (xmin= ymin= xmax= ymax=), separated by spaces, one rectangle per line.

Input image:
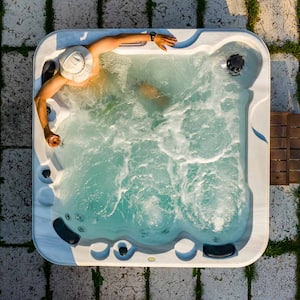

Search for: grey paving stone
xmin=149 ymin=268 xmax=196 ymax=300
xmin=270 ymin=53 xmax=300 ymax=113
xmin=0 ymin=149 xmax=32 ymax=244
xmin=0 ymin=247 xmax=45 ymax=300
xmin=269 ymin=185 xmax=298 ymax=241
xmin=2 ymin=0 xmax=46 ymax=47
xmin=50 ymin=265 xmax=95 ymax=300
xmin=53 ymin=0 xmax=98 ymax=29
xmin=102 ymin=0 xmax=148 ymax=28
xmin=1 ymin=51 xmax=33 ymax=147
xmin=152 ymin=0 xmax=197 ymax=28
xmin=255 ymin=0 xmax=299 ymax=45
xmin=252 ymin=254 xmax=297 ymax=299
xmin=204 ymin=0 xmax=247 ymax=29
xmin=201 ymin=268 xmax=247 ymax=300
xmin=100 ymin=267 xmax=146 ymax=300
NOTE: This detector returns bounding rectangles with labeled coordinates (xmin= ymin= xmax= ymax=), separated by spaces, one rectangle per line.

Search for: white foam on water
xmin=52 ymin=42 xmax=260 ymax=245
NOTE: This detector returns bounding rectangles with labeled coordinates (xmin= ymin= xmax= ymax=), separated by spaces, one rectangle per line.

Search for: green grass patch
xmin=92 ymin=267 xmax=104 ymax=300
xmin=267 ymin=41 xmax=300 ymax=105
xmin=294 ymin=184 xmax=300 ymax=300
xmin=245 ymin=0 xmax=260 ymax=32
xmin=297 ymin=72 xmax=300 ymax=106
xmin=244 ymin=264 xmax=257 ymax=299
xmin=97 ymin=0 xmax=104 ymax=28
xmin=146 ymin=0 xmax=156 ymax=28
xmin=292 ymin=185 xmax=300 ymax=200
xmin=297 ymin=0 xmax=300 ymax=42
xmin=144 ymin=267 xmax=151 ymax=300
xmin=264 ymin=239 xmax=296 ymax=257
xmin=0 ymin=0 xmax=4 ymax=138
xmin=44 ymin=0 xmax=54 ymax=34
xmin=193 ymin=268 xmax=203 ymax=300
xmin=2 ymin=44 xmax=35 ymax=57
xmin=268 ymin=41 xmax=300 ymax=60
xmin=196 ymin=0 xmax=206 ymax=28
xmin=0 ymin=240 xmax=36 ymax=252
xmin=42 ymin=260 xmax=53 ymax=300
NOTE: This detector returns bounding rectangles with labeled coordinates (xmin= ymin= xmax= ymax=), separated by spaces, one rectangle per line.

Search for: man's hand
xmin=154 ymin=34 xmax=177 ymax=51
xmin=44 ymin=125 xmax=61 ymax=147
xmin=47 ymin=134 xmax=61 ymax=147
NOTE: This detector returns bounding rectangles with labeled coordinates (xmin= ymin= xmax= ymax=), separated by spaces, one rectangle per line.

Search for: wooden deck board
xmin=270 ymin=112 xmax=300 ymax=185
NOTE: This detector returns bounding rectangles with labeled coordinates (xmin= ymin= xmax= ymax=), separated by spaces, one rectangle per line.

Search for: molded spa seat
xmin=91 ymin=243 xmax=110 ymax=260
xmin=203 ymin=244 xmax=236 ymax=258
xmin=53 ymin=217 xmax=80 ymax=245
xmin=175 ymin=239 xmax=197 ymax=261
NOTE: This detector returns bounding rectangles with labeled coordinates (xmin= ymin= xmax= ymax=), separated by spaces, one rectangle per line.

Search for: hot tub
xmin=32 ymin=29 xmax=270 ymax=267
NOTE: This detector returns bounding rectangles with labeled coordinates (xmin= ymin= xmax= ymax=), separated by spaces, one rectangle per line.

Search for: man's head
xmin=59 ymin=46 xmax=93 ymax=83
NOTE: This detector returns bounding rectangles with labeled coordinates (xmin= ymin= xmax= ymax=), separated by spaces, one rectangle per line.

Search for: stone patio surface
xmin=0 ymin=0 xmax=299 ymax=299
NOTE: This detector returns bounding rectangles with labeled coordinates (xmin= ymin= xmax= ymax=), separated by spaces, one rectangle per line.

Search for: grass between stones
xmin=92 ymin=267 xmax=104 ymax=300
xmin=144 ymin=267 xmax=151 ymax=300
xmin=0 ymin=0 xmax=300 ymax=299
xmin=268 ymin=40 xmax=300 ymax=106
xmin=42 ymin=261 xmax=53 ymax=300
xmin=45 ymin=0 xmax=54 ymax=34
xmin=146 ymin=0 xmax=156 ymax=28
xmin=245 ymin=0 xmax=259 ymax=32
xmin=193 ymin=268 xmax=203 ymax=299
xmin=244 ymin=264 xmax=257 ymax=299
xmin=97 ymin=0 xmax=104 ymax=28
xmin=196 ymin=0 xmax=206 ymax=28
xmin=293 ymin=186 xmax=300 ymax=300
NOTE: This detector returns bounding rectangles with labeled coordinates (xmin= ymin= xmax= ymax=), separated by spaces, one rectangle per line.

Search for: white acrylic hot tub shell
xmin=33 ymin=29 xmax=270 ymax=267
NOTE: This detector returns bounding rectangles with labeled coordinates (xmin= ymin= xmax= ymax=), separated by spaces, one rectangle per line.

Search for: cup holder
xmin=38 ymin=165 xmax=53 ymax=184
xmin=37 ymin=186 xmax=55 ymax=206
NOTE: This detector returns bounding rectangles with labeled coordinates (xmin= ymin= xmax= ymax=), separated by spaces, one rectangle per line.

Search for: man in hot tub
xmin=34 ymin=32 xmax=177 ymax=147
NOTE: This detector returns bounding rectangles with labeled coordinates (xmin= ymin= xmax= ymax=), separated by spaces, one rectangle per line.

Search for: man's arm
xmin=34 ymin=74 xmax=68 ymax=146
xmin=87 ymin=33 xmax=177 ymax=56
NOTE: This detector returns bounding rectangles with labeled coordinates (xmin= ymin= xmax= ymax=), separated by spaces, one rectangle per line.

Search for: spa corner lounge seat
xmin=270 ymin=112 xmax=300 ymax=185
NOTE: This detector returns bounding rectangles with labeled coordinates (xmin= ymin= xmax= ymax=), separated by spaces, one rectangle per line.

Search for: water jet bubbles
xmin=128 ymin=189 xmax=176 ymax=243
xmin=220 ymin=60 xmax=227 ymax=69
xmin=182 ymin=109 xmax=231 ymax=159
xmin=220 ymin=98 xmax=236 ymax=112
xmin=75 ymin=213 xmax=84 ymax=222
xmin=78 ymin=226 xmax=85 ymax=233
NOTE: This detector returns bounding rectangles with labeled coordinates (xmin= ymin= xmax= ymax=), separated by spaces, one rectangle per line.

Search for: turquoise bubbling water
xmin=53 ymin=42 xmax=260 ymax=247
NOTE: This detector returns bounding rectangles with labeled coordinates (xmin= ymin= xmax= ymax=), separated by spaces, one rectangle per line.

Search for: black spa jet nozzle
xmin=226 ymin=54 xmax=244 ymax=76
xmin=119 ymin=246 xmax=128 ymax=256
